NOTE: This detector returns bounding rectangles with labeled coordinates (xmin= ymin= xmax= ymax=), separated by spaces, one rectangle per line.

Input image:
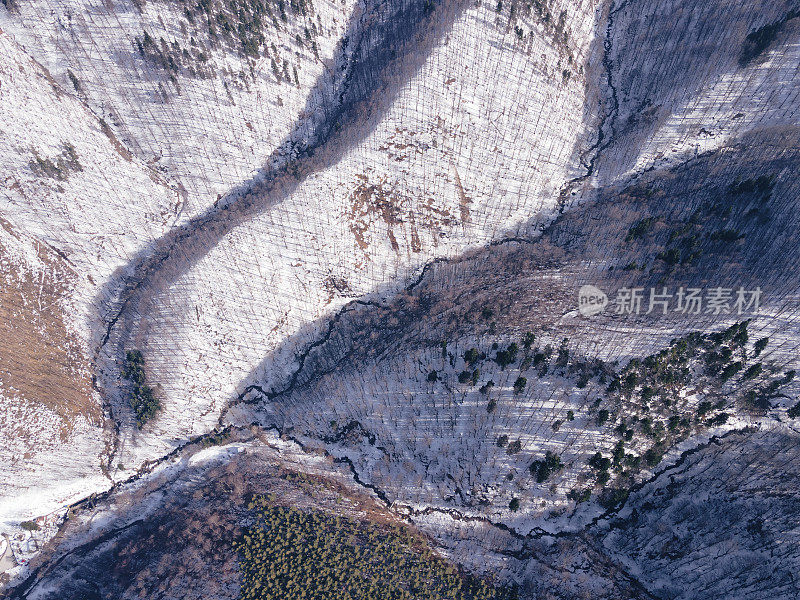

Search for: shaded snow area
xmin=1 ymin=0 xmax=800 ymax=597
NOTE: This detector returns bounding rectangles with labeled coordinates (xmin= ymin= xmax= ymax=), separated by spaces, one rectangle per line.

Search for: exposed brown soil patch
xmin=0 ymin=218 xmax=98 ymax=441
xmin=348 ymin=172 xmax=458 ymax=256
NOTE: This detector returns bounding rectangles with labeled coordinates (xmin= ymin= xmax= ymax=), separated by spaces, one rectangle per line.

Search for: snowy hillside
xmin=2 ymin=0 xmax=800 ymax=596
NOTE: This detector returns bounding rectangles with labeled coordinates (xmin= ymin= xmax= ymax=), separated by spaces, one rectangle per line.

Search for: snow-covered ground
xmin=1 ymin=0 xmax=800 ymax=594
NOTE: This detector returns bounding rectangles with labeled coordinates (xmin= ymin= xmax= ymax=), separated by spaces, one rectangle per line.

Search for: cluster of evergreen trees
xmin=123 ymin=350 xmax=161 ymax=427
xmin=529 ymin=450 xmax=562 ymax=483
xmin=136 ymin=0 xmax=321 ymax=84
xmin=234 ymin=496 xmax=517 ymax=599
xmin=429 ymin=320 xmax=794 ymax=509
xmin=589 ymin=321 xmax=793 ymax=502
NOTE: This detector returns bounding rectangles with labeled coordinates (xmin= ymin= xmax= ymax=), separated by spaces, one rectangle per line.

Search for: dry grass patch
xmin=0 ymin=218 xmax=98 ymax=441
